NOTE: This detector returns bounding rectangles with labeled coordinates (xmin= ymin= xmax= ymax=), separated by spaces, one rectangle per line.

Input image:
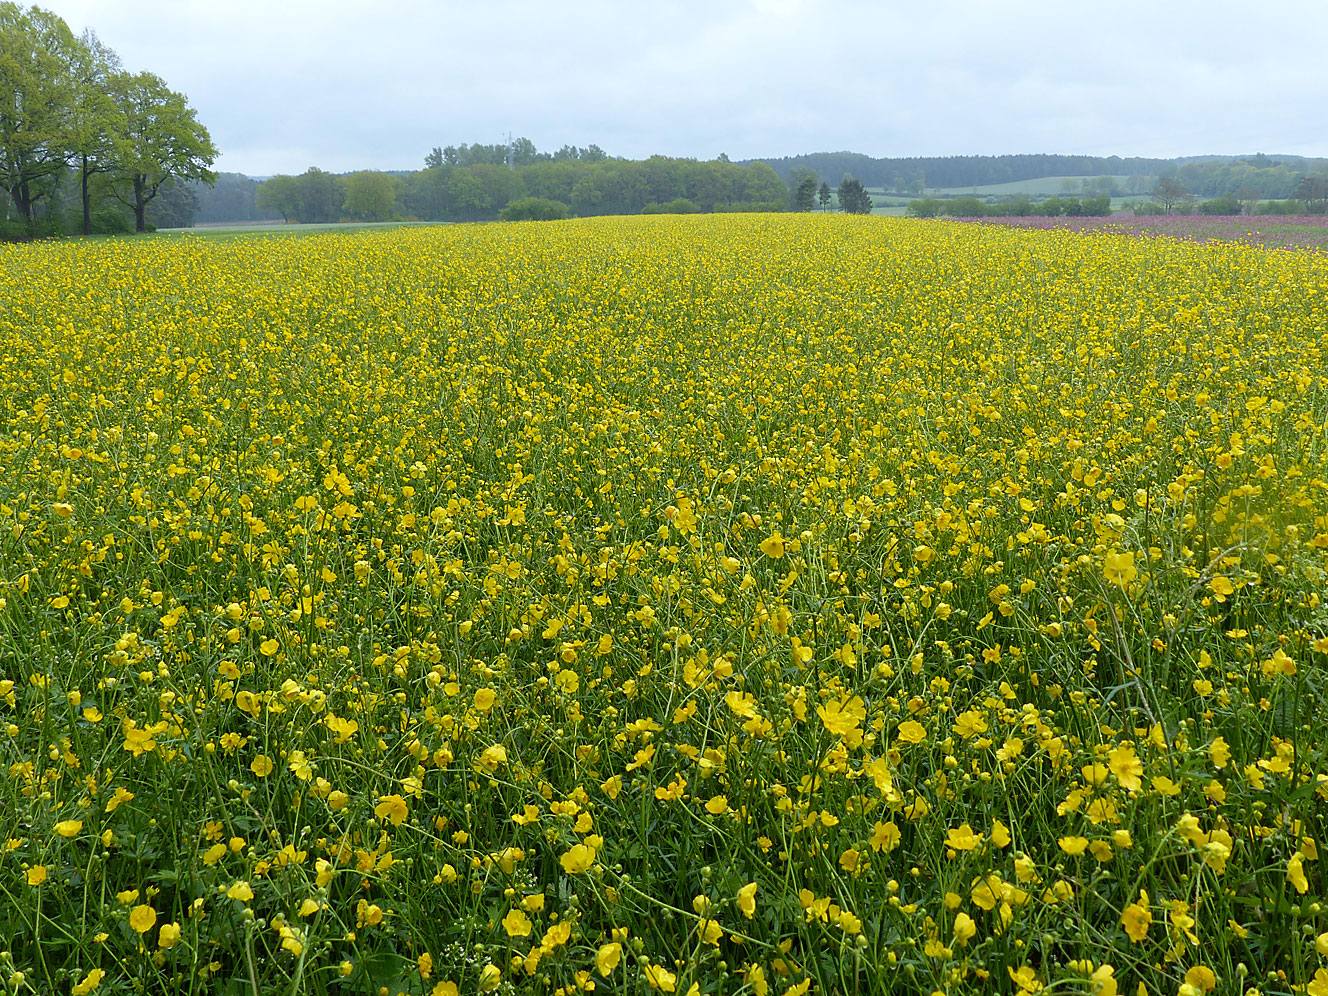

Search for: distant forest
xmin=153 ymin=142 xmax=789 ymax=227
xmin=752 ymin=151 xmax=1328 ymax=200
xmin=148 ymin=148 xmax=1328 ymax=228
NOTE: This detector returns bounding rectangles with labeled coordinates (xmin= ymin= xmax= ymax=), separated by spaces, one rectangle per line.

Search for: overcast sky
xmin=39 ymin=0 xmax=1328 ymax=175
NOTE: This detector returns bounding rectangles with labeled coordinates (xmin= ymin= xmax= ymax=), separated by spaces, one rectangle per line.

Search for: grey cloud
xmin=39 ymin=0 xmax=1328 ymax=174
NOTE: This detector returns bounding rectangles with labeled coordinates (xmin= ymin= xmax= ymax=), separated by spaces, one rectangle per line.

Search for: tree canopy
xmin=0 ymin=3 xmax=215 ymax=236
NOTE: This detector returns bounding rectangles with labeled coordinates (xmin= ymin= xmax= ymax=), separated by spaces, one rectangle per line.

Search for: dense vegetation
xmin=0 ymin=3 xmax=215 ymax=236
xmin=754 ymin=152 xmax=1328 ymax=200
xmin=4 ymin=216 xmax=1328 ymax=995
xmin=254 ymin=153 xmax=790 ymax=225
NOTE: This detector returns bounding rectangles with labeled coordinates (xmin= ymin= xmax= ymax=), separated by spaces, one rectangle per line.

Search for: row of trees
xmin=906 ymin=194 xmax=1114 ymax=218
xmin=755 ymin=152 xmax=1328 ymax=202
xmin=254 ymin=145 xmax=793 ymax=224
xmin=0 ymin=4 xmax=216 ymax=235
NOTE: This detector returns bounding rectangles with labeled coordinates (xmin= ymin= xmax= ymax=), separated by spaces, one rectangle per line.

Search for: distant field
xmin=926 ymin=174 xmax=1134 ymax=197
xmin=964 ymin=213 xmax=1328 ymax=250
xmin=859 ymin=176 xmax=1147 ymax=214
xmin=159 ymin=220 xmax=431 ymax=237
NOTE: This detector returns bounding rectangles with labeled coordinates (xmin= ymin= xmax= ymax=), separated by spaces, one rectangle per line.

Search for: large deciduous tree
xmin=1152 ymin=176 xmax=1190 ymax=215
xmin=68 ymin=29 xmax=122 ymax=235
xmin=109 ymin=70 xmax=216 ymax=232
xmin=0 ymin=3 xmax=81 ymax=223
xmin=342 ymin=170 xmax=396 ymax=221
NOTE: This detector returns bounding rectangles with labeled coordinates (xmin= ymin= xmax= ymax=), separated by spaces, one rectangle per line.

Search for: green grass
xmin=156 ymin=220 xmax=435 ymax=237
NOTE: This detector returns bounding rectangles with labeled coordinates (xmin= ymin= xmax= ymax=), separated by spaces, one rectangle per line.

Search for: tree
xmin=818 ymin=181 xmax=831 ymax=210
xmin=498 ymin=196 xmax=568 ymax=221
xmin=255 ymin=174 xmax=298 ymax=222
xmin=906 ymin=197 xmax=942 ymax=218
xmin=837 ymin=176 xmax=873 ymax=214
xmin=510 ymin=137 xmax=540 ymax=166
xmin=1294 ymin=176 xmax=1328 ymax=212
xmin=1233 ymin=185 xmax=1260 ymax=212
xmin=1152 ymin=176 xmax=1190 ymax=215
xmin=794 ymin=173 xmax=817 ymax=211
xmin=788 ymin=165 xmax=816 ymax=209
xmin=342 ymin=170 xmax=396 ymax=221
xmin=424 ymin=146 xmax=444 ymax=169
xmin=0 ymin=4 xmax=81 ymax=224
xmin=448 ymin=168 xmax=489 ymax=220
xmin=293 ymin=167 xmax=342 ymax=223
xmin=108 ymin=70 xmax=216 ymax=231
xmin=68 ymin=28 xmax=122 ymax=235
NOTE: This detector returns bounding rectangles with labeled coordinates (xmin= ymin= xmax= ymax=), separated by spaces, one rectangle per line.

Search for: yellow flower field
xmin=2 ymin=214 xmax=1328 ymax=995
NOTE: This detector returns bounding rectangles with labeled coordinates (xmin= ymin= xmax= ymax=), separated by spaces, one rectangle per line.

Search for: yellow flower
xmin=72 ymin=968 xmax=105 ymax=995
xmin=1103 ymin=549 xmax=1136 ymax=588
xmin=736 ymin=881 xmax=758 ymax=918
xmin=953 ymin=911 xmax=977 ymax=945
xmin=226 ymin=881 xmax=255 ymax=902
xmin=758 ymin=533 xmax=784 ymax=559
xmin=1308 ymin=969 xmax=1328 ymax=996
xmin=895 ymin=720 xmax=926 ymax=744
xmin=1288 ymin=853 xmax=1310 ymax=894
xmin=1058 ymin=835 xmax=1089 ymax=856
xmin=1107 ymin=743 xmax=1143 ymax=792
xmin=477 ymin=964 xmax=501 ymax=991
xmin=1008 ymin=965 xmax=1042 ymax=993
xmin=559 ymin=843 xmax=595 ymax=874
xmin=129 ymin=904 xmax=157 ymax=934
xmin=250 ymin=754 xmax=274 ymax=777
xmin=501 ymin=908 xmax=531 ymax=937
xmin=374 ymin=794 xmax=409 ymax=826
xmin=643 ymin=963 xmax=677 ymax=992
xmin=158 ymin=922 xmax=181 ymax=948
xmin=816 ymin=696 xmax=866 ymax=737
xmin=870 ymin=820 xmax=901 ymax=852
xmin=473 ymin=687 xmax=496 ymax=711
xmin=1121 ymin=897 xmax=1151 ymax=942
xmin=596 ymin=942 xmax=621 ymax=975
xmin=26 ymin=865 xmax=48 ymax=886
xmin=946 ymin=823 xmax=982 ymax=851
xmin=54 ymin=819 xmax=83 ymax=838
xmin=1184 ymin=966 xmax=1216 ymax=992
xmin=1090 ymin=964 xmax=1117 ymax=996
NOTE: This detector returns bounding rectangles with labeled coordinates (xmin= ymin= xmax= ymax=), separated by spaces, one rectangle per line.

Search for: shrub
xmin=641 ymin=198 xmax=700 ymax=215
xmin=90 ymin=207 xmax=132 ymax=234
xmin=906 ymin=197 xmax=943 ymax=218
xmin=498 ymin=197 xmax=569 ymax=222
xmin=941 ymin=196 xmax=993 ymax=218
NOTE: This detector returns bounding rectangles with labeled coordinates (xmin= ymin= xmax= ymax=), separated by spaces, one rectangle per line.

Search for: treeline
xmin=0 ymin=4 xmax=215 ymax=237
xmin=907 ymin=194 xmax=1113 ymax=218
xmin=750 ymin=151 xmax=1328 ymax=198
xmin=754 ymin=153 xmax=1169 ymax=190
xmin=251 ymin=146 xmax=790 ymax=224
xmin=1170 ymin=156 xmax=1328 ymax=199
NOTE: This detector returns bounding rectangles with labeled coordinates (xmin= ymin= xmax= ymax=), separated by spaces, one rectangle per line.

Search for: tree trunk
xmin=82 ymin=155 xmax=91 ymax=236
xmin=134 ymin=175 xmax=146 ymax=233
xmin=12 ymin=180 xmax=35 ymax=224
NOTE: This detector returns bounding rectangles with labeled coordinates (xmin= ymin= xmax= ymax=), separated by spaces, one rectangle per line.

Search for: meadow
xmin=966 ymin=215 xmax=1328 ymax=253
xmin=2 ymin=214 xmax=1328 ymax=996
